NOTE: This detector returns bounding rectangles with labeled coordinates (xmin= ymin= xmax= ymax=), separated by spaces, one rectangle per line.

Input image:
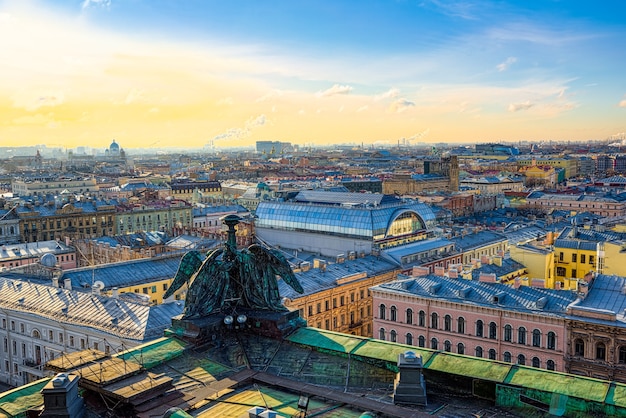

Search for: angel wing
xmin=248 ymin=244 xmax=304 ymax=294
xmin=163 ymin=250 xmax=204 ymax=300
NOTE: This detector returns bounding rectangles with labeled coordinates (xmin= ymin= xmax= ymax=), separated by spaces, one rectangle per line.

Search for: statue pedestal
xmin=166 ymin=309 xmax=305 ymax=346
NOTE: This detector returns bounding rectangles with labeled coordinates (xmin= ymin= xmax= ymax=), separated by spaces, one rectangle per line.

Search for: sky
xmin=1 ymin=0 xmax=625 ymax=150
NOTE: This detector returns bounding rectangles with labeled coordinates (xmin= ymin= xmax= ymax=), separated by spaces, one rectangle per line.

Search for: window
xmin=475 ymin=346 xmax=483 ymax=358
xmin=325 ymin=301 xmax=329 ymax=311
xmin=431 ymin=312 xmax=438 ymax=329
xmin=532 ymin=329 xmax=541 ymax=347
xmin=49 ymin=330 xmax=54 ymax=341
xmin=574 ymin=339 xmax=585 ymax=356
xmin=316 ymin=303 xmax=321 ymax=314
xmin=418 ymin=310 xmax=425 ymax=327
xmin=418 ymin=335 xmax=425 ymax=348
xmin=457 ymin=317 xmax=465 ymax=334
xmin=589 ymin=255 xmax=595 ymax=265
xmin=571 ymin=269 xmax=577 ymax=278
xmin=444 ymin=315 xmax=452 ymax=332
xmin=517 ymin=354 xmax=526 ymax=365
xmin=457 ymin=343 xmax=465 ymax=355
xmin=489 ymin=349 xmax=497 ymax=360
xmin=443 ymin=340 xmax=451 ymax=352
xmin=547 ymin=332 xmax=556 ymax=350
xmin=308 ymin=306 xmax=313 ymax=316
xmin=503 ymin=352 xmax=512 ymax=362
xmin=406 ymin=333 xmax=413 ymax=345
xmin=340 ymin=296 xmax=345 ymax=306
xmin=556 ymin=267 xmax=566 ymax=276
xmin=559 ymin=252 xmax=563 ymax=261
xmin=504 ymin=325 xmax=512 ymax=342
xmin=390 ymin=330 xmax=397 ymax=342
xmin=596 ymin=342 xmax=606 ymax=361
xmin=20 ymin=323 xmax=24 ymax=334
xmin=489 ymin=322 xmax=497 ymax=339
xmin=406 ymin=309 xmax=413 ymax=325
xmin=581 ymin=254 xmax=586 ymax=264
xmin=379 ymin=304 xmax=386 ymax=320
xmin=59 ymin=333 xmax=63 ymax=344
xmin=80 ymin=339 xmax=86 ymax=349
xmin=476 ymin=320 xmax=483 ymax=338
xmin=572 ymin=254 xmax=577 ymax=263
xmin=518 ymin=327 xmax=526 ymax=345
xmin=546 ymin=360 xmax=555 ymax=371
xmin=379 ymin=328 xmax=385 ymax=340
xmin=70 ymin=336 xmax=74 ymax=347
xmin=32 ymin=330 xmax=41 ymax=339
xmin=390 ymin=306 xmax=397 ymax=322
xmin=532 ymin=357 xmax=540 ymax=368
xmin=431 ymin=338 xmax=438 ymax=350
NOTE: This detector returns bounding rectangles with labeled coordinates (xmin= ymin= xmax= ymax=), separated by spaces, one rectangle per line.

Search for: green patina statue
xmin=164 ymin=214 xmax=304 ymax=318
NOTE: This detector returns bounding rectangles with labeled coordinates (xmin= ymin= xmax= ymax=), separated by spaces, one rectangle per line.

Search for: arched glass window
xmin=418 ymin=335 xmax=425 ymax=348
xmin=619 ymin=347 xmax=626 ymax=364
xmin=532 ymin=357 xmax=540 ymax=368
xmin=547 ymin=331 xmax=556 ymax=350
xmin=517 ymin=354 xmax=526 ymax=365
xmin=503 ymin=351 xmax=512 ymax=362
xmin=457 ymin=343 xmax=465 ymax=355
xmin=406 ymin=333 xmax=413 ymax=345
xmin=444 ymin=340 xmax=451 ymax=352
xmin=504 ymin=324 xmax=512 ymax=342
xmin=518 ymin=327 xmax=526 ymax=345
xmin=431 ymin=338 xmax=438 ymax=350
xmin=32 ymin=329 xmax=41 ymax=339
xmin=574 ymin=339 xmax=585 ymax=356
xmin=457 ymin=317 xmax=465 ymax=334
xmin=532 ymin=329 xmax=541 ymax=347
xmin=418 ymin=310 xmax=425 ymax=327
xmin=475 ymin=346 xmax=483 ymax=358
xmin=431 ymin=312 xmax=438 ymax=329
xmin=390 ymin=306 xmax=397 ymax=322
xmin=489 ymin=322 xmax=497 ymax=339
xmin=489 ymin=349 xmax=497 ymax=360
xmin=444 ymin=315 xmax=452 ymax=331
xmin=546 ymin=360 xmax=555 ymax=371
xmin=379 ymin=304 xmax=386 ymax=320
xmin=390 ymin=330 xmax=397 ymax=342
xmin=406 ymin=309 xmax=413 ymax=325
xmin=596 ymin=342 xmax=606 ymax=361
xmin=379 ymin=328 xmax=385 ymax=340
xmin=476 ymin=320 xmax=483 ymax=338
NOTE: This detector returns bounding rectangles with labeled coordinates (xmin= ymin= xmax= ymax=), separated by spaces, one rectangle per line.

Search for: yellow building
xmin=517 ymin=156 xmax=578 ymax=179
xmin=598 ymin=241 xmax=626 ymax=276
xmin=553 ymin=239 xmax=597 ymax=283
xmin=519 ymin=164 xmax=557 ymax=188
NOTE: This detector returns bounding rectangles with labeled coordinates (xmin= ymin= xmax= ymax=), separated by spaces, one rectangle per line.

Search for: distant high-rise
xmin=256 ymin=140 xmax=292 ymax=155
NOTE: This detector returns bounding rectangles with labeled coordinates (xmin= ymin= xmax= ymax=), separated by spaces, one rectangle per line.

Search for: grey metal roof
xmin=0 ymin=277 xmax=183 ymax=341
xmin=553 ymin=239 xmax=598 ymax=251
xmin=449 ymin=230 xmax=507 ymax=252
xmin=381 ymin=239 xmax=454 ymax=263
xmin=372 ymin=275 xmax=577 ymax=316
xmin=568 ymin=274 xmax=626 ymax=327
xmin=470 ymin=258 xmax=527 ymax=280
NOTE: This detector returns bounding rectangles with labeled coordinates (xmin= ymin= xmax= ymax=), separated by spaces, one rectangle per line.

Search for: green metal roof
xmin=425 ymin=352 xmax=511 ymax=382
xmin=116 ymin=336 xmax=187 ymax=369
xmin=287 ymin=327 xmax=367 ymax=354
xmin=351 ymin=339 xmax=435 ymax=367
xmin=0 ymin=378 xmax=49 ymax=418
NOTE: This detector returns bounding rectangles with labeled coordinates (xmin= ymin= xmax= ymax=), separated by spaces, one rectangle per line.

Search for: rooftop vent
xmin=536 ymin=296 xmax=548 ymax=309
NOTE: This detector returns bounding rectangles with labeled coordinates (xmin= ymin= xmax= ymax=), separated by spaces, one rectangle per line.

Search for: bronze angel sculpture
xmin=164 ymin=215 xmax=304 ymax=318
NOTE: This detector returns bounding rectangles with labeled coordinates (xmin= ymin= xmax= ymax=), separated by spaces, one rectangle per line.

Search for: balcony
xmin=348 ymin=320 xmax=363 ymax=329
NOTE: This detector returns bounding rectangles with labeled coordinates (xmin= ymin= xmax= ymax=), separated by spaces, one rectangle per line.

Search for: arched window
xmin=418 ymin=335 xmax=425 ymax=348
xmin=504 ymin=324 xmax=512 ymax=342
xmin=379 ymin=328 xmax=385 ymax=340
xmin=390 ymin=306 xmax=397 ymax=322
xmin=32 ymin=329 xmax=41 ymax=339
xmin=518 ymin=327 xmax=526 ymax=345
xmin=457 ymin=343 xmax=465 ymax=355
xmin=517 ymin=354 xmax=526 ymax=365
xmin=547 ymin=332 xmax=556 ymax=350
xmin=431 ymin=312 xmax=438 ymax=329
xmin=619 ymin=347 xmax=626 ymax=364
xmin=489 ymin=322 xmax=497 ymax=339
xmin=503 ymin=352 xmax=512 ymax=362
xmin=546 ymin=360 xmax=555 ymax=371
xmin=406 ymin=333 xmax=413 ymax=345
xmin=418 ymin=310 xmax=425 ymax=327
xmin=574 ymin=339 xmax=585 ymax=356
xmin=444 ymin=340 xmax=451 ymax=352
xmin=489 ymin=349 xmax=497 ymax=360
xmin=390 ymin=330 xmax=397 ymax=342
xmin=406 ymin=308 xmax=413 ymax=325
xmin=379 ymin=304 xmax=386 ymax=320
xmin=457 ymin=317 xmax=465 ymax=334
xmin=431 ymin=338 xmax=438 ymax=350
xmin=476 ymin=320 xmax=483 ymax=338
xmin=475 ymin=346 xmax=483 ymax=358
xmin=532 ymin=329 xmax=541 ymax=347
xmin=444 ymin=315 xmax=452 ymax=331
xmin=596 ymin=342 xmax=606 ymax=361
xmin=532 ymin=357 xmax=540 ymax=368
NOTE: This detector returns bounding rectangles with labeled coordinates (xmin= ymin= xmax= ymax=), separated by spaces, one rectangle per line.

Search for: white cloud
xmin=389 ymin=98 xmax=415 ymax=113
xmin=619 ymin=99 xmax=626 ymax=108
xmin=357 ymin=105 xmax=369 ymax=112
xmin=508 ymin=101 xmax=534 ymax=112
xmin=217 ymin=97 xmax=234 ymax=106
xmin=12 ymin=90 xmax=65 ymax=111
xmin=255 ymin=90 xmax=284 ymax=103
xmin=245 ymin=114 xmax=267 ymax=128
xmin=374 ymin=88 xmax=400 ymax=101
xmin=496 ymin=57 xmax=517 ymax=72
xmin=211 ymin=114 xmax=268 ymax=142
xmin=81 ymin=0 xmax=111 ymax=10
xmin=316 ymin=84 xmax=353 ymax=98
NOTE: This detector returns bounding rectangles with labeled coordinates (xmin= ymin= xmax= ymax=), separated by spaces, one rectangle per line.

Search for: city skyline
xmin=1 ymin=0 xmax=625 ymax=149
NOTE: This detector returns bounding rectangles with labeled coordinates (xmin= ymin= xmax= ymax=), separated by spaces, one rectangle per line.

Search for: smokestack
xmin=64 ymin=279 xmax=72 ymax=291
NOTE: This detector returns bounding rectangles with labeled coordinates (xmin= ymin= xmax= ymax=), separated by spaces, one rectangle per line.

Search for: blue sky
xmin=1 ymin=0 xmax=625 ymax=148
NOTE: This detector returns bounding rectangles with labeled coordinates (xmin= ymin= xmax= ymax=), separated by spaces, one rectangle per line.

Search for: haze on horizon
xmin=1 ymin=0 xmax=625 ymax=150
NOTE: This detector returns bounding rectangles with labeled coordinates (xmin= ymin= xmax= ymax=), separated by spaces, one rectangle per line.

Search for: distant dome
xmin=109 ymin=140 xmax=120 ymax=151
xmin=40 ymin=253 xmax=57 ymax=267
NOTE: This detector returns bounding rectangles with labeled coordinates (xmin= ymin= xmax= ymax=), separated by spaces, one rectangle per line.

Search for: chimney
xmin=448 ymin=269 xmax=458 ymax=279
xmin=555 ymin=281 xmax=562 ymax=290
xmin=478 ymin=273 xmax=497 ymax=283
xmin=112 ymin=287 xmax=119 ymax=299
xmin=513 ymin=277 xmax=521 ymax=289
xmin=492 ymin=256 xmax=502 ymax=267
xmin=434 ymin=266 xmax=445 ymax=277
xmin=532 ymin=278 xmax=546 ymax=288
xmin=52 ymin=277 xmax=59 ymax=288
xmin=64 ymin=279 xmax=72 ymax=291
xmin=336 ymin=254 xmax=345 ymax=264
xmin=411 ymin=266 xmax=430 ymax=277
xmin=39 ymin=373 xmax=84 ymax=418
xmin=480 ymin=255 xmax=490 ymax=265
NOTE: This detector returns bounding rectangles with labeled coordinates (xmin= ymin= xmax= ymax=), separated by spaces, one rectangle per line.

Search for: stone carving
xmin=164 ymin=215 xmax=304 ymax=318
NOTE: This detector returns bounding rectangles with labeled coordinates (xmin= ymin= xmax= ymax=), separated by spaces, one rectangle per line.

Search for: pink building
xmin=0 ymin=240 xmax=77 ymax=271
xmin=371 ymin=274 xmax=577 ymax=372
